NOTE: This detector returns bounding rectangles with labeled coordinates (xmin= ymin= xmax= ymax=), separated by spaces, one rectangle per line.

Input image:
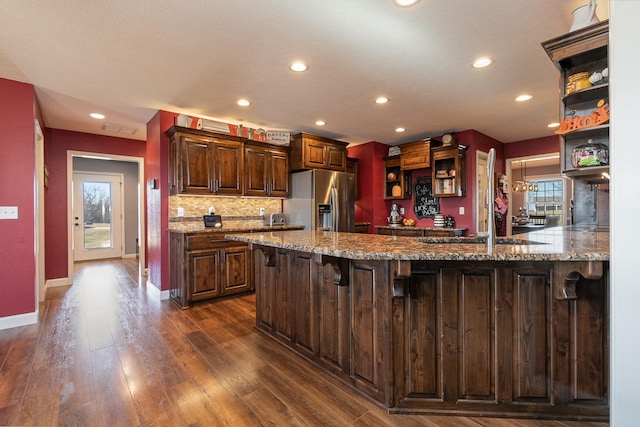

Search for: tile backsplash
xmin=169 ymin=196 xmax=282 ymax=221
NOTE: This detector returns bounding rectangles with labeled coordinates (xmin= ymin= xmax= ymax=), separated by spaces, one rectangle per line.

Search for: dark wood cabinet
xmin=375 ymin=226 xmax=466 ymax=237
xmin=244 ymin=143 xmax=290 ymax=197
xmin=250 ymin=244 xmax=608 ymax=420
xmin=432 ymin=145 xmax=465 ymax=197
xmin=383 ymin=156 xmax=411 ymax=200
xmin=290 ymin=132 xmax=348 ymax=172
xmin=399 ymin=138 xmax=437 ymax=170
xmin=167 ymin=125 xmax=290 ymax=197
xmin=254 ymin=247 xmax=388 ymax=402
xmin=167 ymin=126 xmax=244 ymax=195
xmin=392 ymin=261 xmax=608 ymax=419
xmin=169 ymin=231 xmax=253 ymax=308
xmin=354 ymin=223 xmax=369 ymax=233
xmin=542 ymin=21 xmax=609 ymax=183
xmin=212 ymin=140 xmax=244 ymax=195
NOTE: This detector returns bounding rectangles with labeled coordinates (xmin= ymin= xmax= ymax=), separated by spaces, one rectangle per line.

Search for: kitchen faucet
xmin=478 ymin=148 xmax=496 ymax=251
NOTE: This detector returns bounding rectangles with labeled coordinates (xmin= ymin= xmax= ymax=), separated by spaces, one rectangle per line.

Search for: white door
xmin=72 ymin=172 xmax=123 ymax=261
xmin=476 ymin=151 xmax=488 ymax=234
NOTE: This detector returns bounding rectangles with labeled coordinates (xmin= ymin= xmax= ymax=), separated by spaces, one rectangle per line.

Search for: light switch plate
xmin=177 ymin=207 xmax=184 ymax=217
xmin=0 ymin=206 xmax=18 ymax=219
xmin=459 ymin=206 xmax=465 ymax=215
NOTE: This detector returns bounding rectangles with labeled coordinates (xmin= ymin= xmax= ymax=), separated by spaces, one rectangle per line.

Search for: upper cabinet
xmin=431 ymin=145 xmax=465 ymax=197
xmin=244 ymin=142 xmax=290 ymax=197
xmin=168 ymin=126 xmax=291 ymax=197
xmin=542 ymin=21 xmax=609 ymax=183
xmin=383 ymin=156 xmax=411 ymax=200
xmin=399 ymin=138 xmax=438 ymax=170
xmin=290 ymin=132 xmax=348 ymax=172
xmin=168 ymin=127 xmax=244 ymax=195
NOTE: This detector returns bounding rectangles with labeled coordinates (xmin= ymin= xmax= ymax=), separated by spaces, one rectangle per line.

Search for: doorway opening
xmin=66 ymin=151 xmax=145 ymax=284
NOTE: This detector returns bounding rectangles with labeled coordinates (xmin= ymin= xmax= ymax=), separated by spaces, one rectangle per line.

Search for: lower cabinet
xmin=169 ymin=231 xmax=253 ymax=309
xmin=376 ymin=226 xmax=466 ymax=237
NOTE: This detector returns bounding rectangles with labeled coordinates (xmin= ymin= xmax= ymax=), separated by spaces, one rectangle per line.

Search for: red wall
xmin=349 ymin=130 xmax=504 ymax=235
xmin=0 ymin=79 xmax=36 ymax=317
xmin=348 ymin=142 xmax=389 ymax=233
xmin=145 ymin=111 xmax=174 ymax=291
xmin=44 ymin=129 xmax=146 ymax=280
xmin=504 ymin=135 xmax=559 ymax=158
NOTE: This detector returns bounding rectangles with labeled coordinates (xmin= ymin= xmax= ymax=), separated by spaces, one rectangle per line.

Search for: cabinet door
xmin=213 ymin=140 xmax=243 ymax=195
xmin=376 ymin=228 xmax=394 ymax=236
xmin=304 ymin=140 xmax=328 ymax=169
xmin=244 ymin=146 xmax=269 ymax=196
xmin=269 ymin=149 xmax=290 ymax=197
xmin=181 ymin=136 xmax=213 ymax=194
xmin=326 ymin=144 xmax=347 ymax=171
xmin=221 ymin=245 xmax=252 ymax=296
xmin=395 ymin=228 xmax=423 ymax=237
xmin=187 ymin=249 xmax=220 ymax=301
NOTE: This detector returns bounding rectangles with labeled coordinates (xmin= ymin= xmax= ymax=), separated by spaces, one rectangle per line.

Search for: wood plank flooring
xmin=0 ymin=258 xmax=610 ymax=426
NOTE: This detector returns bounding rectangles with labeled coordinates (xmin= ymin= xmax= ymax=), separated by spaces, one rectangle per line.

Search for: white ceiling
xmin=0 ymin=0 xmax=608 ymax=146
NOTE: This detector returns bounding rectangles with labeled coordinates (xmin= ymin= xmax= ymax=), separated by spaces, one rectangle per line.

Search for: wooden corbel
xmin=554 ymin=261 xmax=604 ymax=300
xmin=258 ymin=246 xmax=276 ymax=267
xmin=392 ymin=260 xmax=412 ymax=298
xmin=322 ymin=255 xmax=349 ymax=286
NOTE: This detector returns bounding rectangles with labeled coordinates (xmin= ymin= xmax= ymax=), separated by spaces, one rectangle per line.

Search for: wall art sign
xmin=413 ymin=176 xmax=439 ymax=219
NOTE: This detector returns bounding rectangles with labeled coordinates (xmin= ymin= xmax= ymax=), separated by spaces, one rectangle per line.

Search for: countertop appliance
xmin=283 ymin=169 xmax=355 ymax=232
xmin=264 ymin=213 xmax=286 ymax=226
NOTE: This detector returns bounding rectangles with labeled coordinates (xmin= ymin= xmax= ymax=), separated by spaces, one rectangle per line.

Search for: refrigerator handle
xmin=330 ymin=187 xmax=338 ymax=232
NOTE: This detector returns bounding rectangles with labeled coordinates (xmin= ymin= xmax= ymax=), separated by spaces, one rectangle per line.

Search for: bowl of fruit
xmin=402 ymin=218 xmax=416 ymax=227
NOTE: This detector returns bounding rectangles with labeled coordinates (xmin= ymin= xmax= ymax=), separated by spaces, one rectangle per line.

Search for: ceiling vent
xmin=102 ymin=122 xmax=137 ymax=135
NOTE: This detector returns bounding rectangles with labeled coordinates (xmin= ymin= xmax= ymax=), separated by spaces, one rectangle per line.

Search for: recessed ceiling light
xmin=515 ymin=94 xmax=533 ymax=102
xmin=237 ymin=99 xmax=251 ymax=107
xmin=395 ymin=127 xmax=406 ymax=133
xmin=315 ymin=120 xmax=326 ymax=126
xmin=375 ymin=97 xmax=389 ymax=104
xmin=472 ymin=57 xmax=493 ymax=68
xmin=547 ymin=122 xmax=560 ymax=128
xmin=90 ymin=113 xmax=105 ymax=119
xmin=289 ymin=61 xmax=308 ymax=72
xmin=393 ymin=0 xmax=420 ymax=7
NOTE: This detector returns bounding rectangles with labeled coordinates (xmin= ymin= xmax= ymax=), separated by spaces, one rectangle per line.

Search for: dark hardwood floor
xmin=0 ymin=258 xmax=610 ymax=426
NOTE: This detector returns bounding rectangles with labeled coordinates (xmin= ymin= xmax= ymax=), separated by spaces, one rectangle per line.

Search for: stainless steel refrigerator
xmin=283 ymin=169 xmax=355 ymax=232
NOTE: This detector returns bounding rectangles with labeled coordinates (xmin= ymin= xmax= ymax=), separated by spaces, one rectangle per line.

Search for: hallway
xmin=0 ymin=259 xmax=609 ymax=426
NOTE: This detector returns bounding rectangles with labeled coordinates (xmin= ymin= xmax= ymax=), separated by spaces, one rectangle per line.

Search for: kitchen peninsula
xmin=225 ymin=228 xmax=609 ymax=420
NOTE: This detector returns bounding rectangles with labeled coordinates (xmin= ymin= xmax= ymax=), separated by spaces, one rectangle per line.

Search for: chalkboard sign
xmin=413 ymin=176 xmax=439 ymax=219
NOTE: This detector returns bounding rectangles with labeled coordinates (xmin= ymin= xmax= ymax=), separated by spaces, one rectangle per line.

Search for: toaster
xmin=265 ymin=213 xmax=286 ymax=226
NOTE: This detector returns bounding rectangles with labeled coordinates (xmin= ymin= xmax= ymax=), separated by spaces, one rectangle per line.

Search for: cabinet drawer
xmin=186 ymin=234 xmax=232 ymax=250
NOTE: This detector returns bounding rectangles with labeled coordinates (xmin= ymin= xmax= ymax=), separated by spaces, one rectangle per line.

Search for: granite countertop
xmin=224 ymin=227 xmax=609 ymax=262
xmin=168 ymin=221 xmax=304 ymax=234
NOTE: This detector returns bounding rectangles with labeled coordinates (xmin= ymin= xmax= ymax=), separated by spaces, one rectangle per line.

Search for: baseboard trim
xmin=146 ymin=279 xmax=170 ymax=301
xmin=123 ymin=253 xmax=138 ymax=259
xmin=0 ymin=310 xmax=38 ymax=331
xmin=46 ymin=277 xmax=70 ymax=289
